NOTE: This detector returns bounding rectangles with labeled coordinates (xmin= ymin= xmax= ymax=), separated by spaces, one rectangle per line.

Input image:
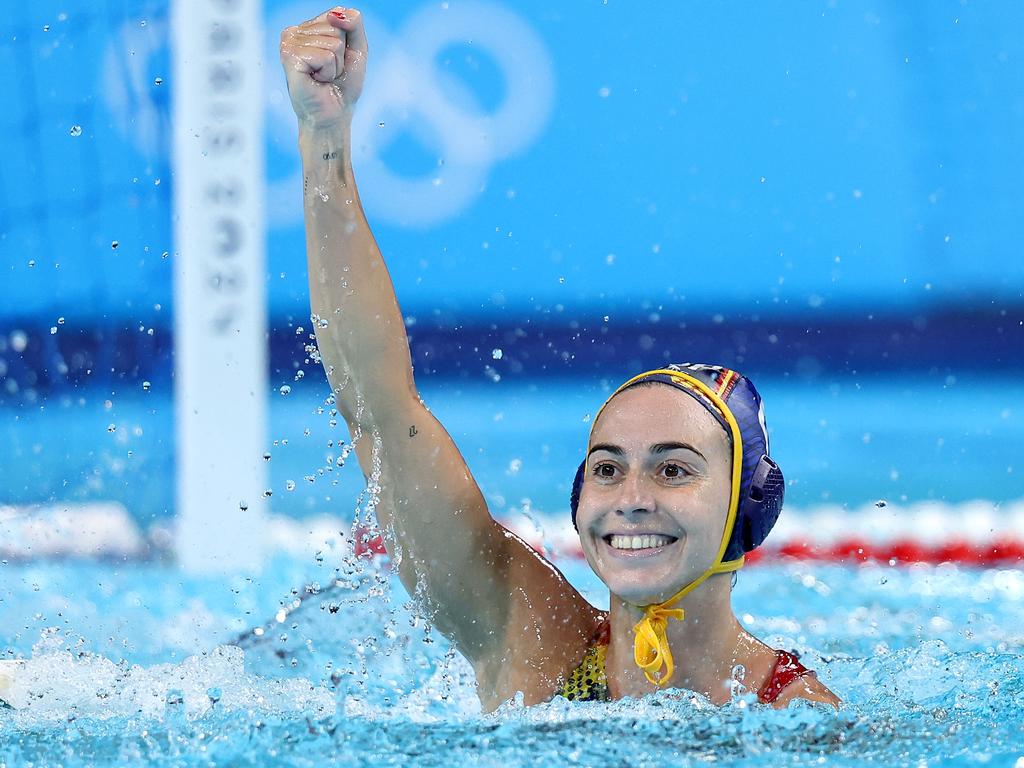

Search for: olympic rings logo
xmin=265 ymin=0 xmax=555 ymax=228
xmin=102 ymin=2 xmax=554 ymax=229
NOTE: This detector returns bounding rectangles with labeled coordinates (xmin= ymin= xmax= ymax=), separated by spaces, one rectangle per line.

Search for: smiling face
xmin=575 ymin=383 xmax=734 ymax=606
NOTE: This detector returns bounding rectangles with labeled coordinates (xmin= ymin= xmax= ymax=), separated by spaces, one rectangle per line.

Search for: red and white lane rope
xmin=495 ymin=500 xmax=1024 ymax=567
xmin=3 ymin=500 xmax=1023 ymax=566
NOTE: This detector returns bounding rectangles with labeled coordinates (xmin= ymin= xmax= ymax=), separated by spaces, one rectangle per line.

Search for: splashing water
xmin=3 ymin=555 xmax=1024 ymax=766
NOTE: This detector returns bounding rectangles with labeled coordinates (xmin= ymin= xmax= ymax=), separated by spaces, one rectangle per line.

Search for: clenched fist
xmin=279 ymin=7 xmax=368 ymax=129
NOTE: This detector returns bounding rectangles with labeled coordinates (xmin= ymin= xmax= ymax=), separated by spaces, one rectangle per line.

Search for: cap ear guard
xmin=726 ymin=454 xmax=785 ymax=561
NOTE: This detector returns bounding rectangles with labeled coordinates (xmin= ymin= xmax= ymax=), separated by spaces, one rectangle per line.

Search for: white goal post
xmin=171 ymin=0 xmax=268 ymax=573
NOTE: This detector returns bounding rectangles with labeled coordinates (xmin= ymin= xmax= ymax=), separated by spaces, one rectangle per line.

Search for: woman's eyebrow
xmin=587 ymin=443 xmax=624 ymax=458
xmin=650 ymin=442 xmax=707 ymax=462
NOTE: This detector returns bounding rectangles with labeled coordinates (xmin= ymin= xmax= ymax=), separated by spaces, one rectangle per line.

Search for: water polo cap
xmin=568 ymin=363 xmax=785 ymax=684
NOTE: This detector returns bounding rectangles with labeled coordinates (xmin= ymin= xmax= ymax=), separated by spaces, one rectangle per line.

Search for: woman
xmin=279 ymin=7 xmax=840 ymax=711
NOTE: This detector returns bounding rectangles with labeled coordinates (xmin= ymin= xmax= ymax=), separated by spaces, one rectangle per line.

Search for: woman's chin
xmin=601 ymin=571 xmax=680 ymax=607
xmin=600 ymin=564 xmax=712 ymax=608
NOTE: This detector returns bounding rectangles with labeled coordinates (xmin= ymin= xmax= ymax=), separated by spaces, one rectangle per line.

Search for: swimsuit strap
xmin=757 ymin=650 xmax=814 ymax=704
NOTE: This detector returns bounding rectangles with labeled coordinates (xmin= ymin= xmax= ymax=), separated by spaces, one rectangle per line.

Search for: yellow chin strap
xmin=592 ymin=369 xmax=746 ymax=686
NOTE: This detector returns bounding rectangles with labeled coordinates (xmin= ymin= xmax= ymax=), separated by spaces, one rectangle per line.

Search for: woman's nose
xmin=615 ymin=474 xmax=656 ymax=516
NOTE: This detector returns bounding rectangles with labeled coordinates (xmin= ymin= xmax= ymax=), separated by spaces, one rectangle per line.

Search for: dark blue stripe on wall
xmin=1 ymin=305 xmax=1021 ymax=403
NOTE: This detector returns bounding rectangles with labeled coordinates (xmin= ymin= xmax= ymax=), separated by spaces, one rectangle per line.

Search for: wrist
xmin=298 ymin=122 xmax=354 ymax=173
xmin=298 ymin=116 xmax=353 ymax=144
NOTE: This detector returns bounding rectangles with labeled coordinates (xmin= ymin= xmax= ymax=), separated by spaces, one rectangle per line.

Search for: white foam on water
xmin=1 ymin=632 xmax=332 ymax=722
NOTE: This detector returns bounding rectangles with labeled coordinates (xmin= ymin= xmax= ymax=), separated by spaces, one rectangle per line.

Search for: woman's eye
xmin=592 ymin=463 xmax=617 ymax=478
xmin=661 ymin=463 xmax=688 ymax=479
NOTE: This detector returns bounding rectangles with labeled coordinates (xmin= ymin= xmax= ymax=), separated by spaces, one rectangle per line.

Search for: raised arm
xmin=279 ymin=8 xmax=598 ymax=690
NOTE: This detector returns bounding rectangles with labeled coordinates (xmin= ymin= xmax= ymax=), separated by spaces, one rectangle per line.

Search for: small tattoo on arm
xmin=409 ymin=425 xmax=418 ymax=438
xmin=322 ymin=150 xmax=339 ymax=161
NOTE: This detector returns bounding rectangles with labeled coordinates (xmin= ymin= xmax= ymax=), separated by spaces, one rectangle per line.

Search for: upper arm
xmin=351 ymin=396 xmax=592 ymax=664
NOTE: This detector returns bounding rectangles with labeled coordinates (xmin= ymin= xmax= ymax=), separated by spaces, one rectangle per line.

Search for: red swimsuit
xmin=756 ymin=650 xmax=813 ymax=704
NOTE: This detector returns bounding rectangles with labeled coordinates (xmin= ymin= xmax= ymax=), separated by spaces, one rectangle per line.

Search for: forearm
xmin=299 ymin=123 xmax=416 ymax=428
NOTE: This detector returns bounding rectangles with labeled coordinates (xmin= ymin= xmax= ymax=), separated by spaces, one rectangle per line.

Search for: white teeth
xmin=608 ymin=534 xmax=673 ymax=551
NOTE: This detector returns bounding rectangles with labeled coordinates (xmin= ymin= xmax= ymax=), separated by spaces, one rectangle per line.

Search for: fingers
xmin=280 ymin=7 xmax=365 ymax=82
xmin=280 ymin=26 xmax=343 ymax=82
xmin=292 ymin=46 xmax=340 ymax=83
xmin=327 ymin=7 xmax=368 ymax=58
xmin=292 ymin=22 xmax=340 ymax=38
xmin=298 ymin=34 xmax=344 ymax=82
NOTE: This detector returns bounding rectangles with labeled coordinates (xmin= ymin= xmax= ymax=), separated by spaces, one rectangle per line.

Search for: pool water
xmin=3 ymin=551 xmax=1024 ymax=766
xmin=2 ymin=375 xmax=1024 ymax=765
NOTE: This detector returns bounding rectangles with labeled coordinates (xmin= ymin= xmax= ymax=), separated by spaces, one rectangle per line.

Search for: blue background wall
xmin=3 ymin=0 xmax=1023 ymax=329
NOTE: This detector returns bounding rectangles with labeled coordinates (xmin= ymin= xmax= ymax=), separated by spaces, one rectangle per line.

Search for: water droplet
xmin=154 ymin=76 xmax=163 ymax=85
xmin=874 ymin=499 xmax=887 ymax=508
xmin=107 ymin=423 xmax=116 ymax=433
xmin=279 ymin=385 xmax=292 ymax=396
xmin=491 ymin=348 xmax=503 ymax=360
xmin=598 ymin=86 xmax=611 ymax=98
xmin=57 ymin=317 xmax=65 ymax=325
xmin=285 ymin=480 xmax=296 ymax=491
xmin=42 ymin=24 xmax=50 ymax=32
xmin=263 ymin=452 xmax=272 ymax=461
xmin=263 ymin=489 xmax=273 ymax=498
xmin=110 ymin=240 xmax=119 ymax=250
xmin=27 ymin=260 xmax=36 ymax=268
xmin=239 ymin=500 xmax=248 ymax=511
xmin=142 ymin=381 xmax=151 ymax=391
xmin=49 ymin=326 xmax=57 ymax=335
xmin=69 ymin=125 xmax=82 ymax=137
